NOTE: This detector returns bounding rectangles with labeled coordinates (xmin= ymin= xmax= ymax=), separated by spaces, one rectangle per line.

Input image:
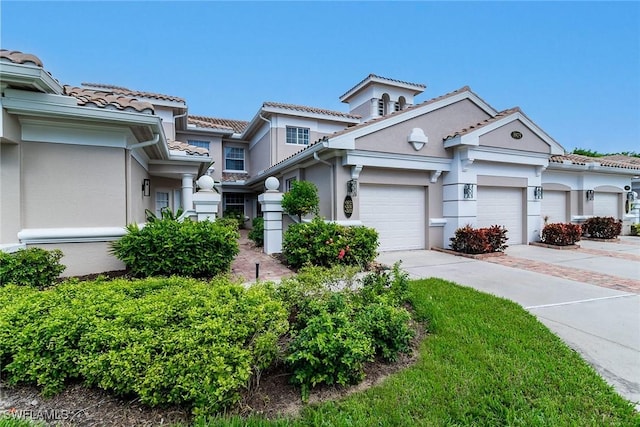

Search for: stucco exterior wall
xmin=0 ymin=143 xmax=21 ymax=243
xmin=130 ymin=156 xmax=152 ymax=224
xmin=479 ymin=120 xmax=551 ymax=153
xmin=250 ymin=131 xmax=272 ymax=175
xmin=30 ymin=242 xmax=125 ymax=277
xmin=355 ymin=99 xmax=491 ymax=158
xmin=22 ymin=142 xmax=126 ymax=228
xmin=302 ymin=163 xmax=332 ymax=219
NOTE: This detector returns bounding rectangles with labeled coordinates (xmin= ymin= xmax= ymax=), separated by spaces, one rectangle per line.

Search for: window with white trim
xmin=286 ymin=127 xmax=310 ymax=145
xmin=187 ymin=139 xmax=210 ymax=151
xmin=224 ymin=193 xmax=245 ymax=216
xmin=224 ymin=147 xmax=245 ymax=171
xmin=155 ymin=191 xmax=170 ymax=217
xmin=285 ymin=177 xmax=297 ymax=191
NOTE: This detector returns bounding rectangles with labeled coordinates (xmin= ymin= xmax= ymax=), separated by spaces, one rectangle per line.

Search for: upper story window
xmin=286 ymin=127 xmax=310 ymax=145
xmin=224 ymin=147 xmax=245 ymax=171
xmin=187 ymin=139 xmax=210 ymax=151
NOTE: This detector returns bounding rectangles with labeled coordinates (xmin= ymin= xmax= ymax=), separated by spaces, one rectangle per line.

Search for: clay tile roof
xmin=443 ymin=107 xmax=522 ymax=140
xmin=168 ymin=140 xmax=209 ymax=156
xmin=64 ymin=86 xmax=155 ymax=114
xmin=549 ymin=153 xmax=640 ymax=170
xmin=0 ymin=49 xmax=43 ymax=67
xmin=188 ymin=115 xmax=248 ymax=133
xmin=222 ymin=172 xmax=249 ymax=182
xmin=81 ymin=82 xmax=185 ymax=104
xmin=262 ymin=101 xmax=361 ymax=120
xmin=340 ymin=73 xmax=426 ymax=99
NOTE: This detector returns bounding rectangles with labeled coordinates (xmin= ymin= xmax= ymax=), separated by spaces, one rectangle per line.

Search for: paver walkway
xmin=230 ymin=229 xmax=294 ymax=283
xmin=483 ymin=254 xmax=640 ymax=294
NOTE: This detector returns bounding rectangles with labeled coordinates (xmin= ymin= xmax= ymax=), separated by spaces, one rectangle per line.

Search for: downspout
xmin=259 ymin=114 xmax=273 ymax=165
xmin=129 ymin=133 xmax=159 ymax=150
xmin=313 ymin=152 xmax=335 ymax=220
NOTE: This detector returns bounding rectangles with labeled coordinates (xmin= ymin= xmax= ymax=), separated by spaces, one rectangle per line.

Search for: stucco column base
xmin=192 ymin=191 xmax=221 ymax=222
xmin=258 ymin=192 xmax=284 ymax=255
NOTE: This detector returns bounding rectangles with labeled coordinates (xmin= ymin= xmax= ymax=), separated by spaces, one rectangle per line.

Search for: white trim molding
xmin=343 ymin=150 xmax=452 ymax=172
xmin=18 ymin=227 xmax=130 ymax=244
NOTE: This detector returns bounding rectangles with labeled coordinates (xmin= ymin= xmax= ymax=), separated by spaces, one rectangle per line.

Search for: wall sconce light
xmin=534 ymin=186 xmax=543 ymax=200
xmin=586 ymin=189 xmax=595 ymax=201
xmin=347 ymin=179 xmax=358 ymax=197
xmin=142 ymin=179 xmax=151 ymax=197
xmin=463 ymin=183 xmax=474 ymax=199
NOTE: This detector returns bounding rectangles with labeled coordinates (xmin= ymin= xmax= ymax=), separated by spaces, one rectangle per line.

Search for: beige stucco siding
xmin=302 ymin=163 xmax=333 ymax=219
xmin=30 ymin=242 xmax=125 ymax=277
xmin=0 ymin=143 xmax=21 ymax=243
xmin=479 ymin=120 xmax=551 ymax=153
xmin=355 ymin=99 xmax=491 ymax=157
xmin=130 ymin=156 xmax=152 ymax=224
xmin=249 ymin=132 xmax=271 ymax=175
xmin=22 ymin=142 xmax=126 ymax=228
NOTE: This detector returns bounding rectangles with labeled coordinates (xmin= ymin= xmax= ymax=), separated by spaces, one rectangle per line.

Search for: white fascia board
xmin=185 ymin=124 xmax=234 ymax=136
xmin=261 ymin=106 xmax=360 ymax=124
xmin=2 ymin=94 xmax=161 ymax=128
xmin=343 ymin=150 xmax=452 ymax=171
xmin=546 ymin=161 xmax=640 ymax=176
xmin=0 ymin=62 xmax=64 ymax=94
xmin=167 ymin=153 xmax=212 ymax=163
xmin=18 ymin=227 xmax=127 ymax=244
xmin=467 ymin=146 xmax=550 ymax=166
xmin=330 ymin=91 xmax=496 ymax=148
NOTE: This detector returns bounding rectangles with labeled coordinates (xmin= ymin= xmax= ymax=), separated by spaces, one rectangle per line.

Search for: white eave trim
xmin=260 ymin=106 xmax=360 ymax=124
xmin=339 ymin=76 xmax=426 ymax=103
xmin=0 ymin=62 xmax=64 ymax=94
xmin=329 ymin=91 xmax=497 ymax=148
xmin=18 ymin=227 xmax=129 ymax=244
xmin=343 ymin=150 xmax=452 ymax=171
xmin=546 ymin=161 xmax=640 ymax=175
xmin=462 ymin=145 xmax=550 ymax=167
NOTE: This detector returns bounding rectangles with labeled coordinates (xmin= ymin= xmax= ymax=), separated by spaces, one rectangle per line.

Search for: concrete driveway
xmin=378 ymin=237 xmax=640 ymax=410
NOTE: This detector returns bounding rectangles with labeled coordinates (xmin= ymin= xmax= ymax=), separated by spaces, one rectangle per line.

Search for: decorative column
xmin=192 ymin=175 xmax=221 ymax=221
xmin=258 ymin=176 xmax=283 ymax=254
xmin=182 ymin=174 xmax=195 ymax=211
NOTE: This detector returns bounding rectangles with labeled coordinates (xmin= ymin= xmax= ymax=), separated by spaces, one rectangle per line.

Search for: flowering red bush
xmin=583 ymin=216 xmax=622 ymax=239
xmin=541 ymin=223 xmax=582 ymax=246
xmin=450 ymin=225 xmax=508 ymax=254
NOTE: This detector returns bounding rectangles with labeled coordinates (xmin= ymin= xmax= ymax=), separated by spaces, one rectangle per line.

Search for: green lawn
xmin=201 ymin=278 xmax=639 ymax=426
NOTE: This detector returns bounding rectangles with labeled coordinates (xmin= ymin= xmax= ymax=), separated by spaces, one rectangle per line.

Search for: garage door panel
xmin=541 ymin=190 xmax=568 ymax=224
xmin=360 ymin=185 xmax=426 ymax=251
xmin=477 ymin=187 xmax=523 ymax=244
xmin=594 ymin=193 xmax=619 ymax=218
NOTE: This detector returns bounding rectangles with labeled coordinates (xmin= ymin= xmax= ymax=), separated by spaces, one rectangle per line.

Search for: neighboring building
xmin=1 ymin=50 xmax=638 ymax=274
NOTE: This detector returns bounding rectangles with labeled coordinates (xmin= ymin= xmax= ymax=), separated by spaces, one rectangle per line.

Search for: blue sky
xmin=2 ymin=1 xmax=638 ymax=153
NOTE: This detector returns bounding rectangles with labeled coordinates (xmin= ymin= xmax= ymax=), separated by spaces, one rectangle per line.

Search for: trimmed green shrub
xmin=248 ymin=217 xmax=264 ymax=247
xmin=280 ymin=264 xmax=413 ymax=401
xmin=583 ymin=216 xmax=622 ymax=239
xmin=0 ymin=247 xmax=65 ymax=288
xmin=631 ymin=223 xmax=639 ymax=236
xmin=541 ymin=223 xmax=582 ymax=246
xmin=0 ymin=276 xmax=288 ymax=415
xmin=111 ymin=218 xmax=239 ymax=278
xmin=281 ymin=180 xmax=319 ymax=221
xmin=286 ymin=293 xmax=375 ymax=401
xmin=282 ymin=217 xmax=379 ymax=269
xmin=450 ymin=224 xmax=508 ymax=254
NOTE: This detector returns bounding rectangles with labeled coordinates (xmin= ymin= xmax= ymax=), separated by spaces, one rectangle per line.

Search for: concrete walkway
xmin=378 ymin=237 xmax=640 ymax=410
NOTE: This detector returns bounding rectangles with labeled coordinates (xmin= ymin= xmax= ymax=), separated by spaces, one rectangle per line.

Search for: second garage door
xmin=477 ymin=186 xmax=524 ymax=244
xmin=594 ymin=192 xmax=619 ymax=218
xmin=359 ymin=184 xmax=426 ymax=251
xmin=541 ymin=190 xmax=568 ymax=224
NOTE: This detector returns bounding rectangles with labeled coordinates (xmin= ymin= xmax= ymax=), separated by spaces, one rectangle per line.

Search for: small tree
xmin=282 ymin=180 xmax=319 ymax=222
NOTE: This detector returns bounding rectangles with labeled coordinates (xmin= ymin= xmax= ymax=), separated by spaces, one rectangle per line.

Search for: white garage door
xmin=594 ymin=192 xmax=619 ymax=218
xmin=477 ymin=187 xmax=524 ymax=244
xmin=541 ymin=190 xmax=568 ymax=224
xmin=359 ymin=184 xmax=426 ymax=251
